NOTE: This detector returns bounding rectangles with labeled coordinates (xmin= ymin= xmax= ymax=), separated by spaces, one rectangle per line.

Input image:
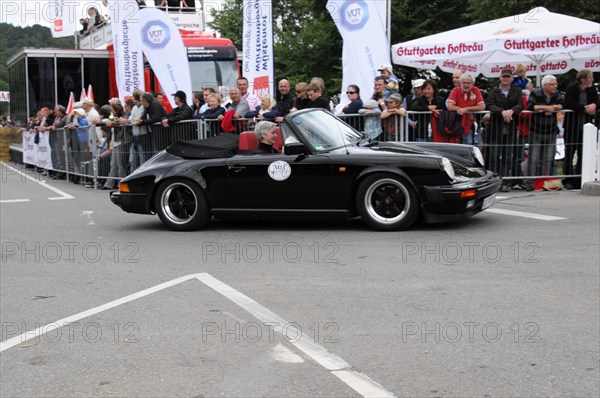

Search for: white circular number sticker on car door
xmin=268 ymin=160 xmax=292 ymax=181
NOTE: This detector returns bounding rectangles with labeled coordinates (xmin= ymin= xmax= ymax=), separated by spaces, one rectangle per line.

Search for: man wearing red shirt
xmin=447 ymin=73 xmax=485 ymax=145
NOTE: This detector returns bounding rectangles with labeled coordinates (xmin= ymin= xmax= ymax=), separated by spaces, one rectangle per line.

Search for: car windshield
xmin=290 ymin=110 xmax=362 ymax=152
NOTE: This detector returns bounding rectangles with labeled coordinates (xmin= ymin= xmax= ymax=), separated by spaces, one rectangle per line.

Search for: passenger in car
xmin=254 ymin=121 xmax=279 ymax=154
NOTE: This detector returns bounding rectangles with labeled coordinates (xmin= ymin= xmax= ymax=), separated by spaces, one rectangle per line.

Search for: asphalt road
xmin=1 ymin=162 xmax=599 ymax=398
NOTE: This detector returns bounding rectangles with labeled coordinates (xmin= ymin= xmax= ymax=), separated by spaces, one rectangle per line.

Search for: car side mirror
xmin=283 ymin=142 xmax=307 ymax=155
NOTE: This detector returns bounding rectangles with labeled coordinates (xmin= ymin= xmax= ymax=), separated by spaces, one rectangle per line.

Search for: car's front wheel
xmin=154 ymin=179 xmax=210 ymax=231
xmin=356 ymin=174 xmax=419 ymax=231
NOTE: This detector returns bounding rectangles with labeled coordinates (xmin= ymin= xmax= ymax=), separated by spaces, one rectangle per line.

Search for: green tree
xmin=208 ymin=0 xmax=244 ymax=47
xmin=209 ymin=1 xmax=596 ymax=96
xmin=209 ymin=0 xmax=343 ymax=96
xmin=0 ymin=23 xmax=73 ymax=99
xmin=274 ymin=0 xmax=342 ymax=92
xmin=208 ymin=0 xmax=472 ymax=96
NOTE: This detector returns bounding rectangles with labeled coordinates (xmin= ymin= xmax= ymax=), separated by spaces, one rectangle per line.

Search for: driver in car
xmin=254 ymin=121 xmax=279 ymax=154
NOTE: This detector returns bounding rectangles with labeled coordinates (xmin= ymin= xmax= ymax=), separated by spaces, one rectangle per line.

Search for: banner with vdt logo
xmin=130 ymin=8 xmax=192 ymax=108
xmin=327 ymin=0 xmax=390 ymax=108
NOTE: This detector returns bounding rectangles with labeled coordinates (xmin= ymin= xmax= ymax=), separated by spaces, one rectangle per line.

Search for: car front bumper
xmin=420 ymin=172 xmax=502 ymax=224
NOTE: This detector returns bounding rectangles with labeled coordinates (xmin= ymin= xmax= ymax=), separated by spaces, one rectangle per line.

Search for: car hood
xmin=356 ymin=141 xmax=479 ymax=168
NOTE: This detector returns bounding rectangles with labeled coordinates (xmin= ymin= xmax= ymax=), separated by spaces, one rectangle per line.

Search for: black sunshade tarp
xmin=166 ymin=133 xmax=240 ymax=159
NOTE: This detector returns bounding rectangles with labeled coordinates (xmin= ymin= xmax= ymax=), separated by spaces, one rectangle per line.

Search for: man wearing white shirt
xmin=82 ymin=97 xmax=100 ymax=124
xmin=237 ymin=77 xmax=260 ymax=111
xmin=82 ymin=96 xmax=103 ymax=149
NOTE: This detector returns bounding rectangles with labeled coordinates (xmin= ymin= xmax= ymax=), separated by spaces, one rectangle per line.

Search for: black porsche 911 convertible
xmin=111 ymin=109 xmax=501 ymax=231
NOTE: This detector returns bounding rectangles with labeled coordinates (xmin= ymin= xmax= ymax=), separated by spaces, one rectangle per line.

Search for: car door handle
xmin=228 ymin=165 xmax=246 ymax=172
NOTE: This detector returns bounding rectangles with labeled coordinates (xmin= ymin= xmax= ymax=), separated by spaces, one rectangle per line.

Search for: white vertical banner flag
xmin=242 ymin=0 xmax=274 ymax=97
xmin=48 ymin=0 xmax=75 ymax=38
xmin=327 ymin=0 xmax=390 ymax=107
xmin=129 ymin=7 xmax=192 ymax=108
xmin=109 ymin=0 xmax=145 ymax=102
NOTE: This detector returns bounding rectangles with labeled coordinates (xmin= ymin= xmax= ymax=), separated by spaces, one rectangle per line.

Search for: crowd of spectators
xmin=20 ymin=65 xmax=598 ymax=192
xmin=337 ymin=64 xmax=598 ymax=192
xmin=77 ymin=7 xmax=106 ymax=36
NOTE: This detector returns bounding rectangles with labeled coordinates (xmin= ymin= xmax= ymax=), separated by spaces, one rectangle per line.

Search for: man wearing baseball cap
xmin=80 ymin=97 xmax=102 ymax=155
xmin=82 ymin=96 xmax=100 ymax=125
xmin=162 ymin=90 xmax=193 ymax=127
xmin=403 ymin=79 xmax=425 ymax=109
xmin=485 ymin=68 xmax=524 ymax=190
xmin=67 ymin=107 xmax=91 ymax=182
xmin=377 ymin=63 xmax=399 ymax=99
xmin=380 ymin=93 xmax=405 ymax=141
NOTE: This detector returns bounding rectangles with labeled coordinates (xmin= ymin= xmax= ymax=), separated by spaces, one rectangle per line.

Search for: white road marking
xmin=196 ymin=273 xmax=349 ymax=370
xmin=333 ymin=370 xmax=395 ymax=398
xmin=0 ymin=199 xmax=31 ymax=204
xmin=0 ymin=274 xmax=199 ymax=353
xmin=496 ymin=196 xmax=509 ymax=200
xmin=1 ymin=273 xmax=396 ymax=397
xmin=486 ymin=208 xmax=567 ymax=221
xmin=196 ymin=273 xmax=396 ymax=398
xmin=272 ymin=343 xmax=304 ymax=363
xmin=81 ymin=210 xmax=95 ymax=225
xmin=1 ymin=163 xmax=74 ymax=201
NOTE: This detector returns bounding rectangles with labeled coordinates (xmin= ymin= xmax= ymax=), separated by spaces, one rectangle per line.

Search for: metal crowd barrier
xmin=342 ymin=109 xmax=598 ymax=188
xmin=340 ymin=111 xmax=489 ymax=144
xmin=15 ymin=110 xmax=598 ymax=189
xmin=478 ymin=110 xmax=599 ymax=189
xmin=16 ymin=118 xmax=257 ymax=188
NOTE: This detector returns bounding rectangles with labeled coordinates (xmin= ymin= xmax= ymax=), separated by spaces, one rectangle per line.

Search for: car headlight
xmin=471 ymin=146 xmax=485 ymax=167
xmin=441 ymin=157 xmax=455 ymax=181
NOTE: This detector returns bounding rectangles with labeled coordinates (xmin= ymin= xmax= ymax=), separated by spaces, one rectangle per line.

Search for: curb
xmin=581 ymin=181 xmax=600 ymax=196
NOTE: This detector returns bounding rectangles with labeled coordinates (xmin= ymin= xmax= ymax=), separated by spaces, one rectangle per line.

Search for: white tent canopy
xmin=391 ymin=7 xmax=600 ymax=80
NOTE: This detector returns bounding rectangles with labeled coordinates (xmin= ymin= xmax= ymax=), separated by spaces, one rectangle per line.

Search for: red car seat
xmin=239 ymin=131 xmax=259 ymax=150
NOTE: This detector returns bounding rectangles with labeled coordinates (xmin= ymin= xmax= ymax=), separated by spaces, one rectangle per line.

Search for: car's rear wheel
xmin=356 ymin=174 xmax=419 ymax=231
xmin=154 ymin=179 xmax=210 ymax=231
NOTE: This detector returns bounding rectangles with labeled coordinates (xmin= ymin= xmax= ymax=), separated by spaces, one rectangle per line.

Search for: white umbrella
xmin=391 ymin=7 xmax=600 ymax=82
